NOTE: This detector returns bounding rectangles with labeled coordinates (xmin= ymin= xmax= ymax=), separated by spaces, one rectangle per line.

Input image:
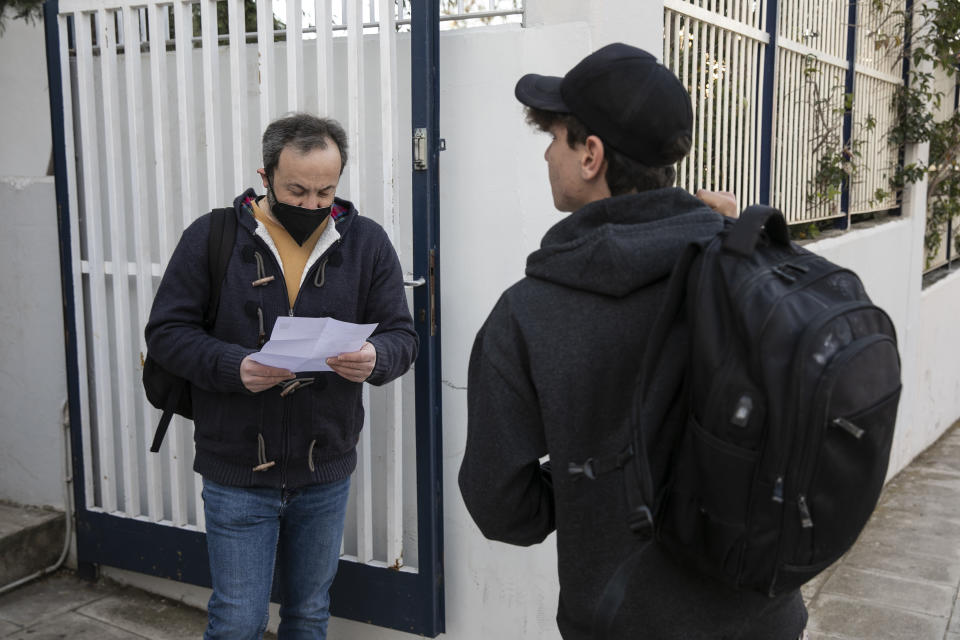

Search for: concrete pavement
xmin=802 ymin=420 xmax=960 ymax=640
xmin=0 ymin=420 xmax=958 ymax=639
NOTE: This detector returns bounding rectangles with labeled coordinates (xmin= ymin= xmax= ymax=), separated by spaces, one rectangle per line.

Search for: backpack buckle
xmin=627 ymin=505 xmax=654 ymax=535
xmin=568 ymin=458 xmax=597 ymax=480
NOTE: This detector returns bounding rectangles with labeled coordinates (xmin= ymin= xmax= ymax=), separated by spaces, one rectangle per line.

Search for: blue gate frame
xmin=43 ymin=0 xmax=445 ymax=634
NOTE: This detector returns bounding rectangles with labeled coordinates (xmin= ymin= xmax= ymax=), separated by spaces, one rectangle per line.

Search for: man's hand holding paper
xmin=249 ymin=317 xmax=379 ymax=379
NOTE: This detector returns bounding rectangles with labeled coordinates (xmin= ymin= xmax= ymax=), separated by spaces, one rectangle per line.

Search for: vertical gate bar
xmin=257 ymin=0 xmax=275 ymax=132
xmin=744 ymin=36 xmax=753 ymax=203
xmin=124 ymin=3 xmax=156 ymax=519
xmin=171 ymin=0 xmax=197 ymax=524
xmin=173 ymin=0 xmax=197 ymax=233
xmin=200 ymin=0 xmax=221 ymax=209
xmin=839 ymin=0 xmax=857 ymax=225
xmin=730 ymin=29 xmax=754 ymax=200
xmin=378 ymin=0 xmax=404 ymax=566
xmin=411 ymin=0 xmax=445 ymax=631
xmin=718 ymin=29 xmax=730 ymax=192
xmin=346 ymin=0 xmax=373 ymax=563
xmin=791 ymin=53 xmax=801 ymax=218
xmin=755 ymin=40 xmax=767 ymax=206
xmin=706 ymin=23 xmax=717 ymax=190
xmin=51 ymin=6 xmax=95 ymax=513
xmin=799 ymin=55 xmax=809 ymax=218
xmin=772 ymin=47 xmax=781 ymax=211
xmin=74 ymin=10 xmax=118 ymax=512
xmin=696 ymin=20 xmax=707 ymax=193
xmin=683 ymin=15 xmax=694 ymax=192
xmin=667 ymin=13 xmax=684 ymax=190
xmin=702 ymin=23 xmax=712 ymax=192
xmin=358 ymin=384 xmax=374 ymax=563
xmin=750 ymin=35 xmax=760 ymax=203
xmin=148 ymin=3 xmax=172 ymax=267
xmin=677 ymin=13 xmax=688 ymax=191
xmin=685 ymin=17 xmax=696 ymax=191
xmin=793 ymin=52 xmax=803 ymax=218
xmin=782 ymin=50 xmax=792 ymax=216
xmin=101 ymin=6 xmax=140 ymax=517
xmin=314 ymin=0 xmax=332 ymax=113
xmin=287 ymin=0 xmax=305 ymax=111
xmin=678 ymin=13 xmax=689 ymax=191
xmin=228 ymin=0 xmax=247 ymax=195
xmin=758 ymin=0 xmax=778 ymax=204
xmin=145 ymin=1 xmax=169 ymax=521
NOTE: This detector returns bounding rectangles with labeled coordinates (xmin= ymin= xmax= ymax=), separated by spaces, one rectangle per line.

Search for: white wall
xmin=808 ymin=214 xmax=927 ymax=479
xmin=915 ymin=272 xmax=960 ymax=449
xmin=0 ymin=14 xmax=52 ymax=177
xmin=0 ymin=177 xmax=68 ymax=510
xmin=0 ymin=13 xmax=68 ymax=510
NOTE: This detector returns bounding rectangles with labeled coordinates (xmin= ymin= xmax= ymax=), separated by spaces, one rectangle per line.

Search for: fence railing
xmin=664 ymin=0 xmax=767 ymax=206
xmin=89 ymin=0 xmax=523 ymax=47
xmin=664 ymin=0 xmax=904 ymax=227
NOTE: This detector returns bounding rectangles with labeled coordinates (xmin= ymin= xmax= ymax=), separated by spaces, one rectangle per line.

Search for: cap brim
xmin=514 ymin=74 xmax=569 ymax=112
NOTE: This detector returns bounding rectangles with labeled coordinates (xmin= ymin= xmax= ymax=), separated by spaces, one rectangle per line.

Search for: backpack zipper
xmin=767 ymin=302 xmax=873 ymax=575
xmin=795 ymin=334 xmax=897 ymax=500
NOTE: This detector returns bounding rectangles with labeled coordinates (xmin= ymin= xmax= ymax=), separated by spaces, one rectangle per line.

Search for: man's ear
xmin=580 ymin=135 xmax=607 ymax=182
xmin=257 ymin=168 xmax=269 ymax=189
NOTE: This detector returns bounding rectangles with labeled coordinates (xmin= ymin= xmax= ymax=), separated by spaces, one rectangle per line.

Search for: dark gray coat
xmin=146 ymin=190 xmax=418 ymax=489
xmin=459 ymin=188 xmax=807 ymax=639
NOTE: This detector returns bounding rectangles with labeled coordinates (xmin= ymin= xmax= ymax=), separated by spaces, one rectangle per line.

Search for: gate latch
xmin=414 ymin=128 xmax=427 ymax=170
xmin=413 ymin=129 xmax=446 ymax=171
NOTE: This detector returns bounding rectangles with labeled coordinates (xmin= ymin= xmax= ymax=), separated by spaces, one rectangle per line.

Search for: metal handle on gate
xmin=404 ymin=276 xmax=426 ymax=288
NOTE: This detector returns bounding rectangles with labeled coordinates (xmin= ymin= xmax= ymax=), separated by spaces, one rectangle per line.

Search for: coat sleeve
xmin=458 ymin=295 xmax=556 ymax=546
xmin=363 ymin=227 xmax=419 ymax=386
xmin=144 ymin=215 xmax=256 ymax=394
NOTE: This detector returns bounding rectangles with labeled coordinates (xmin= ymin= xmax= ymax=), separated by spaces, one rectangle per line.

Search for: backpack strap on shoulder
xmin=204 ymin=207 xmax=238 ymax=327
xmin=150 ymin=207 xmax=237 ymax=453
xmin=722 ymin=205 xmax=790 ymax=257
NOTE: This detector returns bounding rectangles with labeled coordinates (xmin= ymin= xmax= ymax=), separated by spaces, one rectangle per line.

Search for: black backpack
xmin=581 ymin=206 xmax=901 ymax=638
xmin=143 ymin=207 xmax=237 ymax=452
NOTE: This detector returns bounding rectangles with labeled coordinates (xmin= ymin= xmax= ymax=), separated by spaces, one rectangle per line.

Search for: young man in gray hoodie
xmin=458 ymin=43 xmax=807 ymax=639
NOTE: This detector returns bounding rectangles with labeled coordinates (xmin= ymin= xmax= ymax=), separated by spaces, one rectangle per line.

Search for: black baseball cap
xmin=514 ymin=43 xmax=693 ymax=167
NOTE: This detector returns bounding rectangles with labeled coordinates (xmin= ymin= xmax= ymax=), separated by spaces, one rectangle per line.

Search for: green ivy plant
xmin=808 ymin=0 xmax=960 ymax=268
xmin=887 ymin=0 xmax=960 ymax=268
xmin=0 ymin=0 xmax=45 ymax=34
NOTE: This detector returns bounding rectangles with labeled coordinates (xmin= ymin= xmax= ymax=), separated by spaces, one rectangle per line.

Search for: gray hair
xmin=261 ymin=113 xmax=349 ymax=179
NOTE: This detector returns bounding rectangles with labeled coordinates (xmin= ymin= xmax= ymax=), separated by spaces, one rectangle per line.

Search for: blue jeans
xmin=201 ymin=477 xmax=351 ymax=640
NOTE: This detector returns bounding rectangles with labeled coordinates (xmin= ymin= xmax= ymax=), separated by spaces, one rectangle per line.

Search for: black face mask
xmin=266 ymin=181 xmax=332 ymax=245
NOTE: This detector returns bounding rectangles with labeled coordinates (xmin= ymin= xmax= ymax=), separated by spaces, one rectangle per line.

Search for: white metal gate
xmin=49 ymin=0 xmax=444 ymax=632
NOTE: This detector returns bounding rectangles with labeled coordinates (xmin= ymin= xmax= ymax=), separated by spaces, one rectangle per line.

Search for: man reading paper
xmin=145 ymin=113 xmax=418 ymax=639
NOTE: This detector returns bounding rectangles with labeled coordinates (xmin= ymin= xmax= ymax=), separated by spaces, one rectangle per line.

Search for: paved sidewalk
xmin=0 ymin=422 xmax=958 ymax=639
xmin=802 ymin=420 xmax=960 ymax=640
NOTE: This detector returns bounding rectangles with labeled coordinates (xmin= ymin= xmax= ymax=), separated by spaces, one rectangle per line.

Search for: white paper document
xmin=249 ymin=316 xmax=378 ymax=372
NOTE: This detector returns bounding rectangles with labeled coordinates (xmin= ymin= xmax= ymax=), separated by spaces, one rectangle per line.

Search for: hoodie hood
xmin=525 ymin=187 xmax=723 ymax=297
